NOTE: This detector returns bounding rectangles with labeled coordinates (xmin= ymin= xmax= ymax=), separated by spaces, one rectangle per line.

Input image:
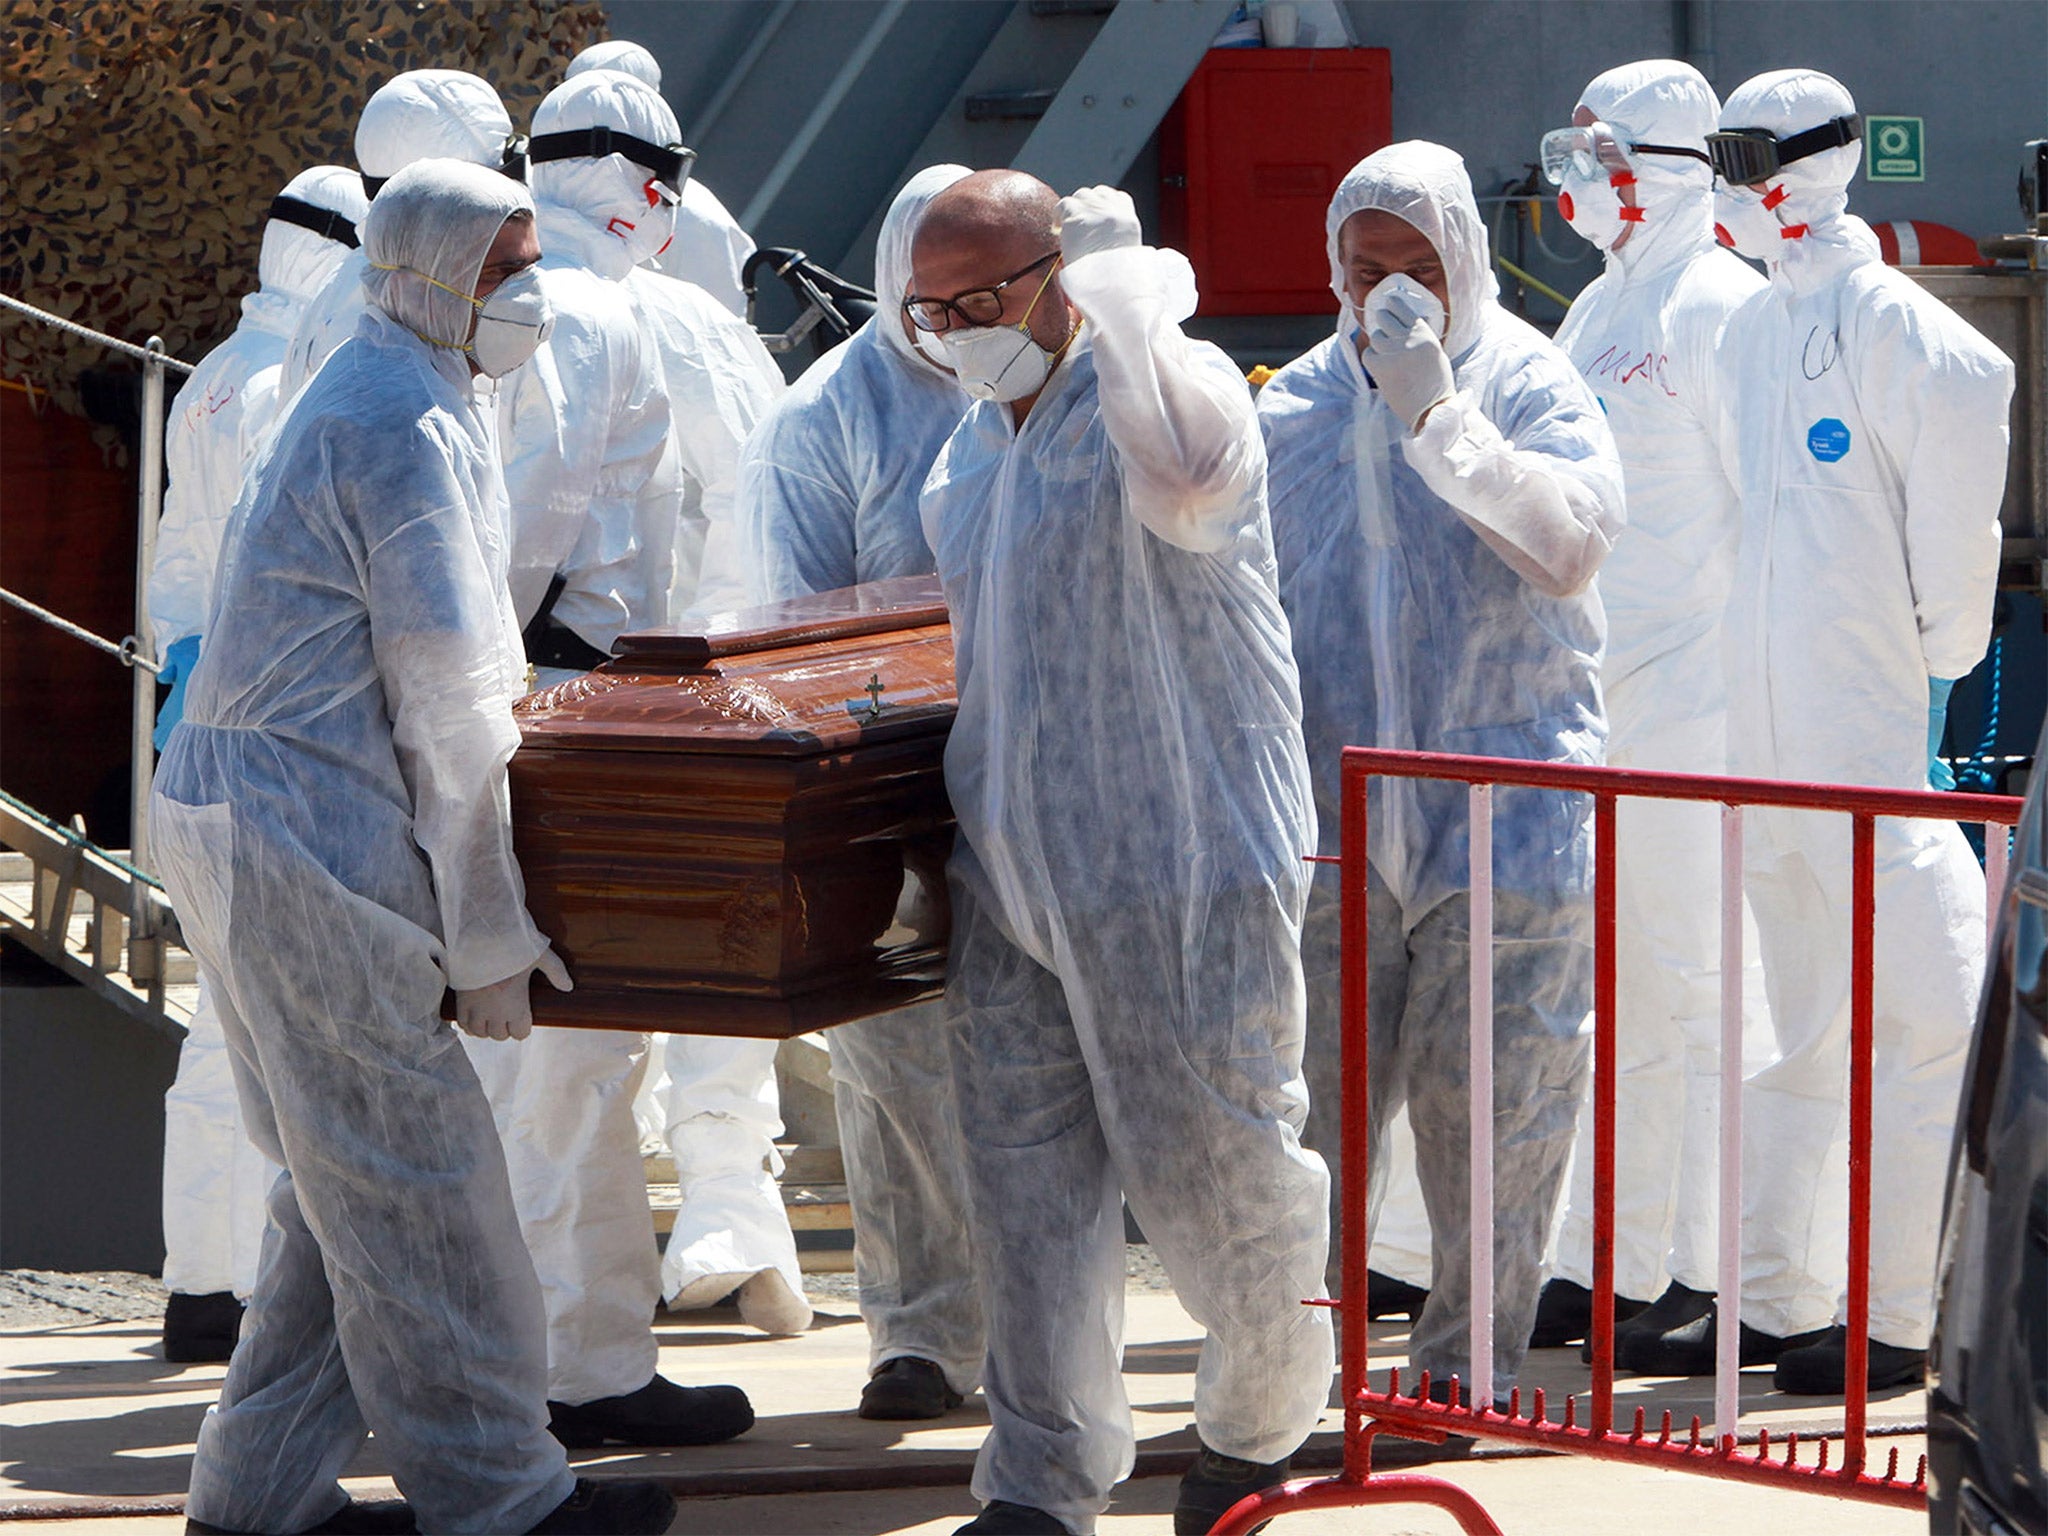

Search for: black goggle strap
xmin=266 ymin=195 xmax=359 ymax=248
xmin=1629 ymin=142 xmax=1713 ymax=168
xmin=1713 ymin=114 xmax=1862 ymax=178
xmin=1774 ymin=113 xmax=1862 ymax=167
xmin=527 ymin=127 xmax=695 ymax=191
xmin=361 ymin=144 xmax=536 ymax=202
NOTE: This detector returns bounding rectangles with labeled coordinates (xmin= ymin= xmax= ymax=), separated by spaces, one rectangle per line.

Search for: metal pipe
xmin=1467 ymin=783 xmax=1495 ymax=1414
xmin=1590 ymin=791 xmax=1618 ymax=1435
xmin=740 ymin=0 xmax=909 ymax=234
xmin=1716 ymin=804 xmax=1746 ymax=1447
xmin=129 ymin=339 xmax=166 ymax=932
xmin=1843 ymin=812 xmax=1876 ymax=1478
xmin=1339 ymin=749 xmax=1373 ymax=1481
xmin=684 ymin=0 xmax=800 ymax=147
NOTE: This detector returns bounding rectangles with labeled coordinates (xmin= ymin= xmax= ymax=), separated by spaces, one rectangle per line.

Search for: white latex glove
xmin=455 ymin=948 xmax=572 ymax=1042
xmin=1058 ymin=186 xmax=1143 ymax=264
xmin=1362 ymin=292 xmax=1456 ymax=433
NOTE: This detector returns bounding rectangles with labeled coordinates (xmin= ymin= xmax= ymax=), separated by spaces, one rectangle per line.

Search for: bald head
xmin=908 ymin=169 xmax=1072 ymax=361
xmin=916 ymin=169 xmax=1059 ymax=265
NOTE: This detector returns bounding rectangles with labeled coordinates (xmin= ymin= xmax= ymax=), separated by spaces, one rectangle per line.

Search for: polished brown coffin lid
xmin=513 ymin=573 xmax=955 ymax=757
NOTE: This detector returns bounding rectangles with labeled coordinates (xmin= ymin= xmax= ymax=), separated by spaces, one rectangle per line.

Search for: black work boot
xmin=859 ymin=1355 xmax=965 ymax=1420
xmin=163 ymin=1290 xmax=244 ymax=1364
xmin=1581 ymin=1279 xmax=1713 ymax=1364
xmin=954 ymin=1502 xmax=1073 ymax=1534
xmin=1366 ymin=1269 xmax=1430 ymax=1320
xmin=1528 ymin=1277 xmax=1648 ymax=1349
xmin=546 ymin=1372 xmax=753 ymax=1447
xmin=1173 ymin=1443 xmax=1291 ymax=1535
xmin=187 ymin=1498 xmax=416 ymax=1534
xmin=526 ymin=1477 xmax=675 ymax=1535
xmin=1620 ymin=1302 xmax=1829 ymax=1376
xmin=1773 ymin=1325 xmax=1927 ymax=1394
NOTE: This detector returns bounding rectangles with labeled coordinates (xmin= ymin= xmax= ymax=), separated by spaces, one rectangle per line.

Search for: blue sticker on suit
xmin=1807 ymin=417 xmax=1851 ymax=462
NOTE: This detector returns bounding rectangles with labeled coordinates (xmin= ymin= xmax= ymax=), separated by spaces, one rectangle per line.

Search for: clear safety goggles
xmin=1538 ymin=120 xmax=1713 ymax=186
xmin=1706 ymin=114 xmax=1861 ymax=187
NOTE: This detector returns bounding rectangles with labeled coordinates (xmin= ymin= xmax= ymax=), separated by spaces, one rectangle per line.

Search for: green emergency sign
xmin=1866 ymin=116 xmax=1925 ymax=182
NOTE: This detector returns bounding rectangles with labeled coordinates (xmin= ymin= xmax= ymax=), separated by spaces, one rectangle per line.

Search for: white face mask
xmin=911 ymin=325 xmax=955 ymax=375
xmin=1714 ymin=181 xmax=1793 ymax=260
xmin=606 ymin=183 xmax=680 ymax=269
xmin=466 ymin=266 xmax=554 ymax=377
xmin=1348 ymin=271 xmax=1448 ymax=344
xmin=1558 ymin=168 xmax=1639 ymax=251
xmin=941 ymin=323 xmax=1055 ymax=403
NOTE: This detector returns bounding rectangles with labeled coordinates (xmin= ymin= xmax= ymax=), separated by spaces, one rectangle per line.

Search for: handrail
xmin=0 ymin=292 xmax=196 ymax=373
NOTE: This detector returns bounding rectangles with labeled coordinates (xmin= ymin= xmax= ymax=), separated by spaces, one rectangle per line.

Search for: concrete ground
xmin=2 ymin=1276 xmax=1930 ymax=1535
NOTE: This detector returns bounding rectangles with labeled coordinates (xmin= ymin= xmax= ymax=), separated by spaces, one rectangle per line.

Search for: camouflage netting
xmin=0 ymin=0 xmax=610 ymax=420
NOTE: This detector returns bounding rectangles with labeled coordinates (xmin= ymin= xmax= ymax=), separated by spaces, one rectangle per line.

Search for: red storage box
xmin=1159 ymin=48 xmax=1393 ymax=315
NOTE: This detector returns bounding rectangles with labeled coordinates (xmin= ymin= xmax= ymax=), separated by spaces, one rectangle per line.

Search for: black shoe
xmin=547 ymin=1373 xmax=753 ymax=1448
xmin=1366 ymin=1269 xmax=1430 ymax=1320
xmin=859 ymin=1355 xmax=965 ymax=1420
xmin=526 ymin=1477 xmax=675 ymax=1535
xmin=1580 ymin=1280 xmax=1714 ymax=1364
xmin=1528 ymin=1277 xmax=1648 ymax=1349
xmin=1619 ymin=1302 xmax=1829 ymax=1376
xmin=188 ymin=1498 xmax=416 ymax=1534
xmin=1772 ymin=1325 xmax=1927 ymax=1395
xmin=1173 ymin=1443 xmax=1291 ymax=1535
xmin=163 ymin=1290 xmax=244 ymax=1364
xmin=954 ymin=1502 xmax=1073 ymax=1535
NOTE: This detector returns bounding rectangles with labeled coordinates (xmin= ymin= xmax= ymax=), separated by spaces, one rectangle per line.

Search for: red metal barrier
xmin=1214 ymin=749 xmax=2024 ymax=1535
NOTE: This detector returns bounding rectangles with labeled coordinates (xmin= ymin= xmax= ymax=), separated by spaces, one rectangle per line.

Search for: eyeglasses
xmin=1539 ymin=119 xmax=1714 ymax=186
xmin=903 ymin=251 xmax=1060 ymax=332
xmin=1706 ymin=114 xmax=1861 ymax=188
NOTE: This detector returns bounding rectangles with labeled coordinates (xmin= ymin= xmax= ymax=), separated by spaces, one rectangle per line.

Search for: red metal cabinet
xmin=1159 ymin=48 xmax=1393 ymax=315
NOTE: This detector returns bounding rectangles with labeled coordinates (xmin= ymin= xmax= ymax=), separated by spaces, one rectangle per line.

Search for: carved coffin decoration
xmin=508 ymin=576 xmax=956 ymax=1037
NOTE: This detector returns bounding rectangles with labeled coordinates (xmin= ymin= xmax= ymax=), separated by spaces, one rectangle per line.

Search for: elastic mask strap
xmin=365 ymin=259 xmax=482 ymax=352
xmin=267 ymin=195 xmax=359 ymax=249
xmin=528 ymin=127 xmax=695 ymax=191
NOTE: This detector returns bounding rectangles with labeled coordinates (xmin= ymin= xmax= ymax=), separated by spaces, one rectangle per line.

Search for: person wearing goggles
xmin=1654 ymin=67 xmax=2014 ymax=1399
xmin=1540 ymin=114 xmax=1712 ymax=251
xmin=280 ymin=69 xmax=527 ymax=403
xmin=474 ymin=64 xmax=784 ymax=1456
xmin=1533 ymin=60 xmax=1770 ymax=1373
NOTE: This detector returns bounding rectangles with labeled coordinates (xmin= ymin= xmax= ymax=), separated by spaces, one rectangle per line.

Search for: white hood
xmin=355 ymin=69 xmax=513 ymax=186
xmin=1326 ymin=140 xmax=1497 ymax=361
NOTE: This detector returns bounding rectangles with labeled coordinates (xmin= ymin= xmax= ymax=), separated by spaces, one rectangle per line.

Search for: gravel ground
xmin=2 ymin=1247 xmax=1177 ymax=1332
xmin=0 ymin=1269 xmax=167 ymax=1330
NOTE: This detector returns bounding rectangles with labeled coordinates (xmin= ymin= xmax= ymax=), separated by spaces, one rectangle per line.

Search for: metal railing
xmin=1215 ymin=747 xmax=2024 ymax=1536
xmin=2 ymin=291 xmax=193 ymax=1002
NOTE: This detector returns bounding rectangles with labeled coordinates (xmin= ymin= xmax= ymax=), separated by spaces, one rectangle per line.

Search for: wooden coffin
xmin=508 ymin=575 xmax=956 ymax=1037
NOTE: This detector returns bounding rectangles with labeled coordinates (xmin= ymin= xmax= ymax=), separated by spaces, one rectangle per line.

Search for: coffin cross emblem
xmin=864 ymin=672 xmax=886 ymax=718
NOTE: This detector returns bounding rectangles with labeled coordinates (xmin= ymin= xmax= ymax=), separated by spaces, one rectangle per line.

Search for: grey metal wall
xmin=608 ymin=0 xmax=2046 ymax=305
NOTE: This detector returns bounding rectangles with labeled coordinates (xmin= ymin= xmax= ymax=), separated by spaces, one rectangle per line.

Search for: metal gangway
xmin=0 ymin=291 xmax=194 ymax=1038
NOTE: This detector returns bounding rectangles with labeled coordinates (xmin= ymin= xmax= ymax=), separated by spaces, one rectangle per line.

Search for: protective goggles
xmin=1538 ymin=120 xmax=1713 ymax=186
xmin=528 ymin=126 xmax=697 ymax=205
xmin=361 ymin=140 xmax=530 ymax=201
xmin=1706 ymin=114 xmax=1861 ymax=187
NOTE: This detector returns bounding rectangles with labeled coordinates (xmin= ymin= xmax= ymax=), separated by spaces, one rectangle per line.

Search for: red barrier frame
xmin=1213 ymin=749 xmax=2023 ymax=1534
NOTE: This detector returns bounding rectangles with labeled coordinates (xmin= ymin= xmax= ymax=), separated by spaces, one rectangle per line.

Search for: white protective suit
xmin=1546 ymin=62 xmax=1767 ymax=1303
xmin=736 ymin=165 xmax=984 ymax=1392
xmin=1258 ymin=142 xmax=1625 ymax=1391
xmin=922 ymin=225 xmax=1333 ymax=1531
xmin=465 ymin=69 xmax=804 ymax=1382
xmin=1714 ymin=70 xmax=2010 ymax=1350
xmin=280 ymin=70 xmax=515 ymax=401
xmin=564 ymin=38 xmax=756 ymax=315
xmin=150 ymin=164 xmax=368 ymax=1306
xmin=151 ymin=161 xmax=573 ymax=1535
